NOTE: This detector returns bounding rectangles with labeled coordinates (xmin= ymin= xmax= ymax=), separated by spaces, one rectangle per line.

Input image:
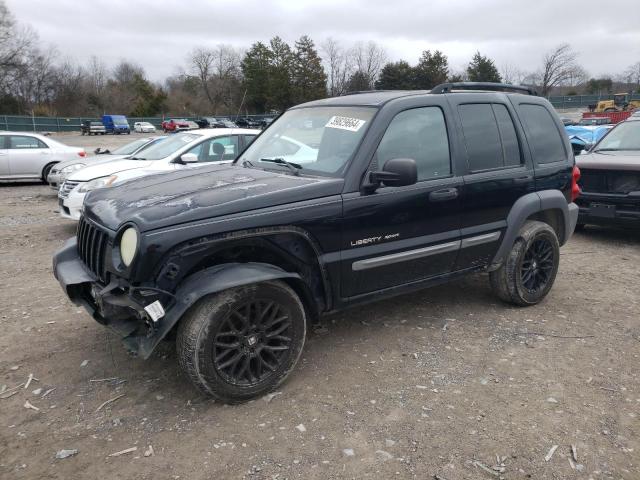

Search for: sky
xmin=5 ymin=0 xmax=639 ymax=82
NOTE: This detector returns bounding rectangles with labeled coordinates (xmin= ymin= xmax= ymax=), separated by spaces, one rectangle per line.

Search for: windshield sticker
xmin=325 ymin=116 xmax=366 ymax=132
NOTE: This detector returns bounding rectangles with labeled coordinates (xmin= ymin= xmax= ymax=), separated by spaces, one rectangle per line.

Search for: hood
xmin=68 ymin=158 xmax=154 ymax=181
xmin=53 ymin=154 xmax=130 ymax=172
xmin=577 ymin=150 xmax=640 ymax=171
xmin=83 ymin=164 xmax=343 ymax=232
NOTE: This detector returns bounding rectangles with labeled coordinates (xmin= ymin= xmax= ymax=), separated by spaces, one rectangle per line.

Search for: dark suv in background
xmin=53 ymin=83 xmax=580 ymax=403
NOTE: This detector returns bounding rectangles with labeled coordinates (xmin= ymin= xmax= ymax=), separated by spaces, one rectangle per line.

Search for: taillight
xmin=571 ymin=165 xmax=581 ymax=202
xmin=78 ymin=151 xmax=86 ymax=157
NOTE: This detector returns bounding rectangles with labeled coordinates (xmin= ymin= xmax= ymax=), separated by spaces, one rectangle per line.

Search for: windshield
xmin=236 ymin=106 xmax=375 ymax=176
xmin=594 ymin=121 xmax=640 ymax=151
xmin=132 ymin=133 xmax=200 ymax=160
xmin=90 ymin=122 xmax=102 ymax=126
xmin=113 ymin=118 xmax=128 ymax=125
xmin=111 ymin=138 xmax=154 ymax=155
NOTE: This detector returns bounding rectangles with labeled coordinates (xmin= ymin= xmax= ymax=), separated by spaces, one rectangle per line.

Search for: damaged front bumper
xmin=52 ymin=238 xmax=178 ymax=358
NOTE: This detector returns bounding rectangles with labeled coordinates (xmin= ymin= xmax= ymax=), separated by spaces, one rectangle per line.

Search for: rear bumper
xmin=567 ymin=202 xmax=579 ymax=240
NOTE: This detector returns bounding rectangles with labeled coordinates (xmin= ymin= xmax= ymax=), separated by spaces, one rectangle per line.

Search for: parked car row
xmin=79 ymin=115 xmax=276 ymax=136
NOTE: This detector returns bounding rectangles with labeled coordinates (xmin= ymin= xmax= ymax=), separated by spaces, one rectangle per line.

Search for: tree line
xmin=1 ymin=1 xmax=639 ymax=118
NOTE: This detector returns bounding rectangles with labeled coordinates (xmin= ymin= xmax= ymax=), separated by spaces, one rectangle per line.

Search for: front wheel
xmin=489 ymin=221 xmax=560 ymax=306
xmin=177 ymin=280 xmax=307 ymax=403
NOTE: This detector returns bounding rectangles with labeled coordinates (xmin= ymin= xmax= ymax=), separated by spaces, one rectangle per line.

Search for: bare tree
xmin=624 ymin=62 xmax=640 ymax=90
xmin=349 ymin=41 xmax=387 ymax=90
xmin=500 ymin=62 xmax=528 ymax=85
xmin=188 ymin=46 xmax=242 ymax=113
xmin=321 ymin=37 xmax=352 ymax=96
xmin=539 ymin=44 xmax=582 ymax=96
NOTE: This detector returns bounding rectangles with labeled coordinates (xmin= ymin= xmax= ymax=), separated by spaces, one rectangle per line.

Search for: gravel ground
xmin=0 ymin=182 xmax=638 ymax=480
xmin=48 ymin=131 xmax=160 ymax=156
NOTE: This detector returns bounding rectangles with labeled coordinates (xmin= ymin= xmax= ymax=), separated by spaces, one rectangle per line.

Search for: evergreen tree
xmin=269 ymin=36 xmax=294 ymax=110
xmin=241 ymin=42 xmax=273 ymax=112
xmin=375 ymin=61 xmax=415 ymax=90
xmin=346 ymin=71 xmax=370 ymax=92
xmin=413 ymin=50 xmax=449 ymax=89
xmin=466 ymin=51 xmax=502 ymax=83
xmin=292 ymin=35 xmax=327 ymax=104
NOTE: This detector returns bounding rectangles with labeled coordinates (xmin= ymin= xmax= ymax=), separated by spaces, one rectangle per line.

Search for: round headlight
xmin=119 ymin=227 xmax=138 ymax=267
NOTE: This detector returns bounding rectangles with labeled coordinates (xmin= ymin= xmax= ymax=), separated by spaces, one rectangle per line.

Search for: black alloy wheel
xmin=213 ymin=300 xmax=292 ymax=386
xmin=520 ymin=237 xmax=555 ymax=294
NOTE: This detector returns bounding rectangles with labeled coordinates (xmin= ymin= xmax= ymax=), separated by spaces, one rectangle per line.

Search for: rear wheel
xmin=490 ymin=221 xmax=560 ymax=306
xmin=177 ymin=281 xmax=306 ymax=403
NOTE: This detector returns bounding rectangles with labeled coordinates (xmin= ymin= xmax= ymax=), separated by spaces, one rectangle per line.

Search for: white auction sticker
xmin=144 ymin=300 xmax=165 ymax=322
xmin=325 ymin=116 xmax=366 ymax=132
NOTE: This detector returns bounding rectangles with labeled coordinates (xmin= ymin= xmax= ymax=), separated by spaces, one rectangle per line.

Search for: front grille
xmin=580 ymin=169 xmax=640 ymax=194
xmin=77 ymin=217 xmax=109 ymax=283
xmin=59 ymin=180 xmax=80 ymax=199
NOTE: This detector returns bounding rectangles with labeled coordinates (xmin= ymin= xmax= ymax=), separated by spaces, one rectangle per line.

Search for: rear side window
xmin=458 ymin=103 xmax=522 ymax=172
xmin=8 ymin=136 xmax=46 ymax=149
xmin=459 ymin=104 xmax=503 ymax=171
xmin=493 ymin=104 xmax=521 ymax=167
xmin=518 ymin=104 xmax=566 ymax=164
xmin=376 ymin=106 xmax=451 ymax=181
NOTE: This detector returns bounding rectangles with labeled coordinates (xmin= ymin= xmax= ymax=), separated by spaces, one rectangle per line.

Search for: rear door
xmin=340 ymin=101 xmax=463 ymax=298
xmin=446 ymin=96 xmax=536 ymax=270
xmin=7 ymin=135 xmax=51 ymax=178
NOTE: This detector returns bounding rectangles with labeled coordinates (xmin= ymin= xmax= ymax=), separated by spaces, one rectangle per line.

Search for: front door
xmin=340 ymin=104 xmax=463 ymax=298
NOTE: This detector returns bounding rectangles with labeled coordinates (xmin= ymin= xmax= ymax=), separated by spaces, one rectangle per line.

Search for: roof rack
xmin=431 ymin=82 xmax=537 ymax=96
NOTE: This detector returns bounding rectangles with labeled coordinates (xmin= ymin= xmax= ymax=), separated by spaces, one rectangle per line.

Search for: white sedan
xmin=0 ymin=132 xmax=86 ymax=182
xmin=134 ymin=122 xmax=157 ymax=133
xmin=47 ymin=136 xmax=166 ymax=189
xmin=58 ymin=128 xmax=260 ymax=220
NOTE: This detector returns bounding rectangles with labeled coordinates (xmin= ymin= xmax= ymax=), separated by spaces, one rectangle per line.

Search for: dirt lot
xmin=0 ymin=180 xmax=638 ymax=479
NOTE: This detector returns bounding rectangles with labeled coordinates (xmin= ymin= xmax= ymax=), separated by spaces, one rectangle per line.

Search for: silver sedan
xmin=0 ymin=132 xmax=86 ymax=182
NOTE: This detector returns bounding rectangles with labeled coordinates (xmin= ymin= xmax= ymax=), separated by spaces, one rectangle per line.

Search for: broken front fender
xmin=133 ymin=263 xmax=302 ymax=358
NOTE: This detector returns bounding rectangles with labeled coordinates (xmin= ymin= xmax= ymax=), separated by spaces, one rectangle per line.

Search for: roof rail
xmin=431 ymin=82 xmax=538 ymax=96
xmin=340 ymin=90 xmax=393 ymax=96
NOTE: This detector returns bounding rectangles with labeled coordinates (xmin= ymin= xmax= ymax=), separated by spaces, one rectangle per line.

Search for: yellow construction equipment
xmin=591 ymin=93 xmax=640 ymax=113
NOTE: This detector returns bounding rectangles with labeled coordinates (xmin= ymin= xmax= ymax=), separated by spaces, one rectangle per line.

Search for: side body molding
xmin=130 ymin=263 xmax=301 ymax=358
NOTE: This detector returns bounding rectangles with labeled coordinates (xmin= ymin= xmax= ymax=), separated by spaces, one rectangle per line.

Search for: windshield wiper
xmin=242 ymin=160 xmax=255 ymax=168
xmin=129 ymin=156 xmax=147 ymax=160
xmin=260 ymin=157 xmax=302 ymax=176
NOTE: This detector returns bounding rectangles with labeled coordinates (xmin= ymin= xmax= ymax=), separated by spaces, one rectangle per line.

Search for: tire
xmin=176 ymin=280 xmax=306 ymax=403
xmin=489 ymin=221 xmax=560 ymax=306
xmin=41 ymin=162 xmax=56 ymax=183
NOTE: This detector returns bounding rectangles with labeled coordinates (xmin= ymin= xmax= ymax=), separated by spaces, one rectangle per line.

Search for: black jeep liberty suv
xmin=53 ymin=83 xmax=581 ymax=402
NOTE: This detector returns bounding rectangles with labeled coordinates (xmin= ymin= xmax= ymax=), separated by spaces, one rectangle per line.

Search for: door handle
xmin=429 ymin=187 xmax=458 ymax=202
xmin=513 ymin=175 xmax=533 ymax=185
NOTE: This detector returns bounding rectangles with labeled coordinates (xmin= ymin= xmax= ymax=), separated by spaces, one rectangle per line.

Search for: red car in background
xmin=161 ymin=118 xmax=190 ymax=132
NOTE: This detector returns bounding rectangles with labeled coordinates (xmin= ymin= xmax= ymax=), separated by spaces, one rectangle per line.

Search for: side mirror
xmin=369 ymin=158 xmax=418 ymax=190
xmin=181 ymin=153 xmax=199 ymax=164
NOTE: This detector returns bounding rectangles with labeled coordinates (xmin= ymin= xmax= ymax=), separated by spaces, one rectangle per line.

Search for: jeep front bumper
xmin=52 ymin=238 xmax=175 ymax=358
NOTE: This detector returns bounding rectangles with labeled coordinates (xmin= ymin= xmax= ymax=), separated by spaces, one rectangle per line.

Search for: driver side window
xmin=187 ymin=136 xmax=239 ymax=162
xmin=375 ymin=107 xmax=451 ymax=181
